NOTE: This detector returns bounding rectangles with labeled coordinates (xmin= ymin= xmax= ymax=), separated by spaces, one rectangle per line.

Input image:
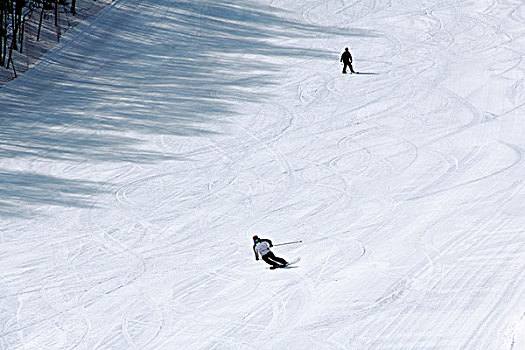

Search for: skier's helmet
xmin=252 ymin=235 xmax=260 ymax=242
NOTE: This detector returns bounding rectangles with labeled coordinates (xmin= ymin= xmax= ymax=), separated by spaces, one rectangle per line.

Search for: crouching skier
xmin=253 ymin=235 xmax=288 ymax=269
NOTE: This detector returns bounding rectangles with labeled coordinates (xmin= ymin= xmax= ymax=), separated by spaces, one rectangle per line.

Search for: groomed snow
xmin=1 ymin=0 xmax=524 ymax=348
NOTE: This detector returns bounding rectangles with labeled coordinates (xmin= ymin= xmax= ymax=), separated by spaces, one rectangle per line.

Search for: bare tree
xmin=0 ymin=0 xmax=10 ymax=67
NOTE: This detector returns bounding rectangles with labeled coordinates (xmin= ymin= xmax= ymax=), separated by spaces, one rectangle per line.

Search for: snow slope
xmin=1 ymin=0 xmax=524 ymax=348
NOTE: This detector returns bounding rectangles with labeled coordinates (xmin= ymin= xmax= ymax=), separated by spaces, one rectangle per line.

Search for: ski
xmin=269 ymin=257 xmax=301 ymax=269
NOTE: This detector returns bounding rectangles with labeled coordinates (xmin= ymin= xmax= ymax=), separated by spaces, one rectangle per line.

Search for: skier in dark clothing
xmin=252 ymin=235 xmax=288 ymax=269
xmin=340 ymin=47 xmax=356 ymax=74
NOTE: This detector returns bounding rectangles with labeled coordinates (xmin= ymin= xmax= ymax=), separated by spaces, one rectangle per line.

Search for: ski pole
xmin=273 ymin=240 xmax=302 ymax=247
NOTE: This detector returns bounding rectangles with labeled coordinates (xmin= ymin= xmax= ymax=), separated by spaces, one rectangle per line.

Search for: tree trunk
xmin=71 ymin=0 xmax=75 ymax=15
xmin=37 ymin=3 xmax=44 ymax=41
xmin=1 ymin=5 xmax=6 ymax=67
xmin=7 ymin=39 xmax=17 ymax=78
xmin=19 ymin=16 xmax=23 ymax=53
xmin=11 ymin=1 xmax=18 ymax=51
xmin=54 ymin=0 xmax=60 ymax=42
xmin=15 ymin=0 xmax=25 ymax=52
xmin=19 ymin=10 xmax=30 ymax=54
xmin=0 ymin=3 xmax=4 ymax=66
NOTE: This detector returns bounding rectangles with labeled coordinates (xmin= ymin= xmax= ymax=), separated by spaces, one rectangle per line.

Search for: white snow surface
xmin=1 ymin=0 xmax=525 ymax=348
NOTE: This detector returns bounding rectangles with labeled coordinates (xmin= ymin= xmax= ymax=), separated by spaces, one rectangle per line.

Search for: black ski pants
xmin=343 ymin=61 xmax=356 ymax=74
xmin=262 ymin=252 xmax=287 ymax=267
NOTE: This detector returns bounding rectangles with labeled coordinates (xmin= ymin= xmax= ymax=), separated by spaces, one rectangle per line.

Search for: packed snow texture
xmin=1 ymin=0 xmax=524 ymax=348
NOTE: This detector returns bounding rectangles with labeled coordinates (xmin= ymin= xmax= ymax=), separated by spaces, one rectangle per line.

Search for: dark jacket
xmin=341 ymin=50 xmax=352 ymax=63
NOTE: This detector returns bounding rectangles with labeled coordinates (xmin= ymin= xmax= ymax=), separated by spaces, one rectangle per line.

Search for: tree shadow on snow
xmin=0 ymin=0 xmax=376 ymax=217
xmin=0 ymin=171 xmax=103 ymax=218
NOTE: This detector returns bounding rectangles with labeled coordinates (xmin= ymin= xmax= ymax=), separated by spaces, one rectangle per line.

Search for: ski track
xmin=1 ymin=0 xmax=525 ymax=348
